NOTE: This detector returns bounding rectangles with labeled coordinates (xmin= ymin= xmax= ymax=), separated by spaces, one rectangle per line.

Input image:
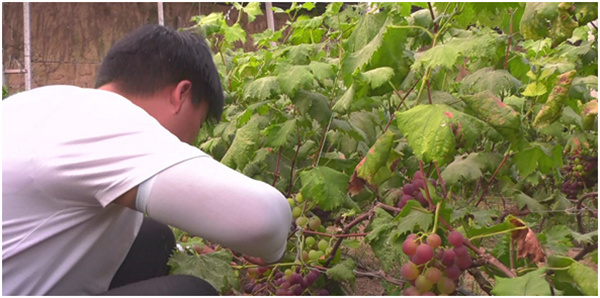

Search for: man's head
xmin=95 ymin=25 xmax=223 ymax=144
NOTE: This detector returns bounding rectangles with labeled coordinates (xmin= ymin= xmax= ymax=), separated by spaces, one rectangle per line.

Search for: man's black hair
xmin=95 ymin=24 xmax=224 ymax=121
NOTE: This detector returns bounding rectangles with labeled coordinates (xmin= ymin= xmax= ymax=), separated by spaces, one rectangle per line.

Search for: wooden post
xmin=158 ymin=2 xmax=164 ymax=25
xmin=23 ymin=2 xmax=32 ymax=90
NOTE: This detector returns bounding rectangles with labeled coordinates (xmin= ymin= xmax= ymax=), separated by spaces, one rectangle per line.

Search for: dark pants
xmin=100 ymin=217 xmax=218 ymax=295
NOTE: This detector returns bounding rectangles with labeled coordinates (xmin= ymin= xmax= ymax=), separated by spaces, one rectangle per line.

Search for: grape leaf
xmin=309 ymin=61 xmax=335 ymax=82
xmin=223 ymin=22 xmax=246 ymax=44
xmin=277 ymin=65 xmax=314 ymax=97
xmin=292 ymin=90 xmax=331 ymax=126
xmin=467 ymin=215 xmax=518 ymax=240
xmin=220 ymin=118 xmax=261 ymax=171
xmin=262 ymin=119 xmax=297 ymax=148
xmin=242 ymin=2 xmax=263 ymax=23
xmin=460 ymin=68 xmax=522 ymax=96
xmin=491 ymin=268 xmax=551 ymax=296
xmin=243 ymin=76 xmax=280 ymax=101
xmin=512 ymin=142 xmax=563 ymax=177
xmin=300 ymin=167 xmax=349 ymax=211
xmin=548 ymin=255 xmax=599 ymax=296
xmin=392 ymin=201 xmax=433 ymax=237
xmin=513 ymin=191 xmax=546 ymax=213
xmin=168 ymin=250 xmax=238 ymax=294
xmin=441 ymin=154 xmax=484 ymax=185
xmin=359 ymin=67 xmax=395 ymax=89
xmin=365 ymin=208 xmax=404 ymax=272
xmin=326 ymin=258 xmax=356 ymax=283
xmin=356 ymin=130 xmax=399 ymax=186
xmin=533 ymin=70 xmax=576 ymax=129
xmin=396 ymin=104 xmax=490 ymax=166
xmin=332 ymin=85 xmax=355 ymax=113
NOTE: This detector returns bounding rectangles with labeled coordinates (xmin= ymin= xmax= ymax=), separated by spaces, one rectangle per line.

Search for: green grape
xmin=296 ymin=216 xmax=308 ymax=227
xmin=305 ymin=236 xmax=316 ymax=248
xmin=287 ymin=198 xmax=295 ymax=207
xmin=308 ymin=217 xmax=321 ymax=230
xmin=292 ymin=206 xmax=302 ymax=218
xmin=308 ymin=249 xmax=323 ymax=261
xmin=415 ymin=274 xmax=433 ymax=293
xmin=295 ymin=193 xmax=304 ymax=203
xmin=437 ymin=276 xmax=456 ymax=294
xmin=318 ymin=239 xmax=329 ymax=252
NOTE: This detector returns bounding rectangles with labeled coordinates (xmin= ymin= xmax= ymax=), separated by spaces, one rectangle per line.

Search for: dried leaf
xmin=348 ymin=157 xmax=367 ymax=196
xmin=510 ymin=217 xmax=546 ymax=265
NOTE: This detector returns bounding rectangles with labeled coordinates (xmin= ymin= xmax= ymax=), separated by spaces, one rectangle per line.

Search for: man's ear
xmin=169 ymin=80 xmax=193 ymax=114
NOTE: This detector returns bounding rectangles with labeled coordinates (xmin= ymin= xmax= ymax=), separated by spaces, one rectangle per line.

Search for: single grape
xmin=413 ymin=178 xmax=425 ymax=190
xmin=453 ymin=244 xmax=468 ymax=255
xmin=275 ymin=288 xmax=291 ymax=296
xmin=422 ymin=291 xmax=436 ymax=296
xmin=427 ymin=234 xmax=442 ymax=249
xmin=401 ymin=261 xmax=420 ymax=281
xmin=403 ymin=183 xmax=416 ymax=195
xmin=404 ymin=286 xmax=420 ymax=296
xmin=455 ymin=254 xmax=472 ymax=270
xmin=436 ymin=276 xmax=456 ymax=295
xmin=415 ymin=275 xmax=434 ymax=293
xmin=413 ymin=171 xmax=423 ymax=182
xmin=413 ymin=244 xmax=434 ymax=265
xmin=308 ymin=217 xmax=321 ymax=230
xmin=244 ymin=283 xmax=255 ymax=294
xmin=287 ymin=198 xmax=295 ymax=207
xmin=318 ymin=289 xmax=329 ymax=296
xmin=295 ymin=193 xmax=304 ymax=203
xmin=318 ymin=239 xmax=329 ymax=252
xmin=441 ymin=249 xmax=456 ymax=266
xmin=424 ymin=267 xmax=442 ymax=284
xmin=288 ymin=273 xmax=303 ymax=285
xmin=292 ymin=285 xmax=304 ymax=296
xmin=308 ymin=250 xmax=323 ymax=261
xmin=284 ymin=269 xmax=293 ymax=278
xmin=402 ymin=237 xmax=419 ymax=256
xmin=305 ymin=236 xmax=316 ymax=248
xmin=305 ymin=270 xmax=319 ymax=285
xmin=295 ymin=216 xmax=308 ymax=227
xmin=292 ymin=206 xmax=302 ymax=218
xmin=447 ymin=231 xmax=464 ymax=247
xmin=280 ymin=281 xmax=291 ymax=290
xmin=445 ymin=265 xmax=461 ymax=280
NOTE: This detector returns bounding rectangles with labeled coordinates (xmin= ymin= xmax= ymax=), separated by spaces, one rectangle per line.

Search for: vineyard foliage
xmin=170 ymin=2 xmax=598 ymax=296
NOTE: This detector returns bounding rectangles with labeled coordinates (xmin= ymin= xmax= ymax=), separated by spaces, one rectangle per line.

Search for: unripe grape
xmin=318 ymin=239 xmax=329 ymax=252
xmin=296 ymin=216 xmax=308 ymax=227
xmin=448 ymin=231 xmax=464 ymax=247
xmin=292 ymin=206 xmax=302 ymax=218
xmin=308 ymin=250 xmax=323 ymax=261
xmin=287 ymin=198 xmax=295 ymax=207
xmin=437 ymin=276 xmax=456 ymax=294
xmin=295 ymin=193 xmax=304 ymax=203
xmin=401 ymin=261 xmax=420 ymax=280
xmin=413 ymin=244 xmax=434 ymax=265
xmin=415 ymin=275 xmax=434 ymax=293
xmin=305 ymin=236 xmax=316 ymax=248
xmin=427 ymin=234 xmax=442 ymax=249
xmin=424 ymin=267 xmax=442 ymax=284
xmin=308 ymin=217 xmax=321 ymax=230
xmin=284 ymin=269 xmax=293 ymax=278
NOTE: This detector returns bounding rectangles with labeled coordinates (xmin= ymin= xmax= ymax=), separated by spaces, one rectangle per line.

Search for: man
xmin=2 ymin=24 xmax=292 ymax=295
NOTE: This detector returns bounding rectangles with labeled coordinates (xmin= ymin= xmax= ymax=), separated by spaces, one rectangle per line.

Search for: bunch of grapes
xmin=561 ymin=150 xmax=598 ymax=200
xmin=243 ymin=266 xmax=329 ymax=296
xmin=398 ymin=171 xmax=438 ymax=209
xmin=400 ymin=231 xmax=472 ymax=296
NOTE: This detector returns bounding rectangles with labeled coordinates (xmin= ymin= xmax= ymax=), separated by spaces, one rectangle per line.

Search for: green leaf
xmin=223 ymin=22 xmax=246 ymax=44
xmin=292 ymin=90 xmax=331 ymax=126
xmin=513 ymin=142 xmax=563 ymax=176
xmin=243 ymin=2 xmax=263 ymax=23
xmin=221 ymin=118 xmax=261 ymax=170
xmin=243 ymin=76 xmax=280 ymax=101
xmin=467 ymin=216 xmax=518 ymax=240
xmin=460 ymin=67 xmax=522 ymax=96
xmin=277 ymin=65 xmax=314 ymax=97
xmin=332 ymin=85 xmax=355 ymax=113
xmin=393 ymin=201 xmax=433 ymax=236
xmin=309 ymin=61 xmax=334 ymax=82
xmin=491 ymin=268 xmax=551 ymax=296
xmin=326 ymin=258 xmax=356 ymax=283
xmin=168 ymin=250 xmax=238 ymax=294
xmin=548 ymin=255 xmax=599 ymax=296
xmin=396 ymin=104 xmax=490 ymax=166
xmin=357 ymin=130 xmax=399 ymax=186
xmin=513 ymin=191 xmax=546 ymax=213
xmin=441 ymin=153 xmax=504 ymax=185
xmin=523 ymin=82 xmax=548 ymax=97
xmin=359 ymin=67 xmax=395 ymax=89
xmin=262 ymin=119 xmax=297 ymax=148
xmin=300 ymin=167 xmax=349 ymax=211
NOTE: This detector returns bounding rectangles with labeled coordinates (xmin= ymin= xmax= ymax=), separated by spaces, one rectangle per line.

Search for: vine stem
xmin=324 ymin=207 xmax=375 ymax=267
xmin=286 ymin=124 xmax=302 ymax=197
xmin=272 ymin=146 xmax=283 ymax=186
xmin=383 ymin=76 xmax=421 ymax=132
xmin=312 ymin=115 xmax=333 ymax=167
xmin=576 ymin=191 xmax=598 ymax=234
xmin=419 ymin=160 xmax=435 ymax=209
xmin=302 ymin=229 xmax=368 ymax=239
xmin=503 ymin=9 xmax=516 ymax=70
xmin=475 ymin=148 xmax=511 ymax=207
xmin=433 ymin=161 xmax=448 ymax=199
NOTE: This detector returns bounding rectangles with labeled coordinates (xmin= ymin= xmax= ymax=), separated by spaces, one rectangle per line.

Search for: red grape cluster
xmin=243 ymin=266 xmax=328 ymax=296
xmin=400 ymin=231 xmax=472 ymax=295
xmin=561 ymin=150 xmax=598 ymax=200
xmin=398 ymin=171 xmax=437 ymax=209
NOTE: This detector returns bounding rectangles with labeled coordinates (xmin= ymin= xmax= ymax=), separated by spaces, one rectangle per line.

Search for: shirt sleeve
xmin=140 ymin=156 xmax=293 ymax=263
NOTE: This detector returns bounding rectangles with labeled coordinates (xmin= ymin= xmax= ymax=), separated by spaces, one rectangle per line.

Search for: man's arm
xmin=113 ymin=156 xmax=292 ymax=263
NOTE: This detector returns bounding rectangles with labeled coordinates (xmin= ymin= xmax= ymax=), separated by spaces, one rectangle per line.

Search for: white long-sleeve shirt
xmin=2 ymin=85 xmax=292 ymax=295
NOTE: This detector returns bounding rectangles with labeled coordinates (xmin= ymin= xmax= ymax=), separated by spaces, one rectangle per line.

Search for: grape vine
xmin=167 ymin=2 xmax=598 ymax=296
